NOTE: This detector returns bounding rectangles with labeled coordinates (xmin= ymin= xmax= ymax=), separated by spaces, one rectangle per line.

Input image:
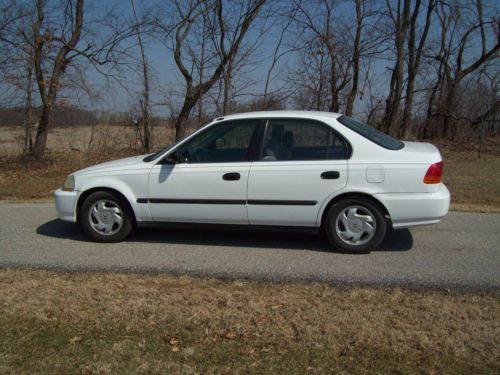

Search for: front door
xmin=147 ymin=119 xmax=260 ymax=224
xmin=247 ymin=118 xmax=348 ymax=226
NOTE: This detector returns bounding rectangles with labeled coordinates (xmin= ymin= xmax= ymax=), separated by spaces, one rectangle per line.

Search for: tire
xmin=324 ymin=197 xmax=387 ymax=254
xmin=80 ymin=191 xmax=133 ymax=243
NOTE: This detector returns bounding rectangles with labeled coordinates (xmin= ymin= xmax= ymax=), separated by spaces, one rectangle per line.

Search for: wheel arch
xmin=319 ymin=192 xmax=391 ymax=229
xmin=77 ymin=187 xmax=137 ymax=225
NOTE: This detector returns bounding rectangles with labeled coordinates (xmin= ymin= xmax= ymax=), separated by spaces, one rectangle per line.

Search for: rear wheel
xmin=80 ymin=191 xmax=133 ymax=242
xmin=324 ymin=197 xmax=387 ymax=253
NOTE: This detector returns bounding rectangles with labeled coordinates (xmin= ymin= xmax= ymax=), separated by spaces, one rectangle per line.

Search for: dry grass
xmin=442 ymin=151 xmax=500 ymax=210
xmin=0 ymin=269 xmax=498 ymax=374
xmin=0 ymin=124 xmax=168 ymax=202
xmin=0 ymin=150 xmax=135 ymax=201
xmin=0 ymin=124 xmax=173 ymax=156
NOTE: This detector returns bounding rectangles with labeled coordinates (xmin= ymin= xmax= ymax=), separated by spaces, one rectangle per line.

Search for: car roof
xmin=214 ymin=110 xmax=343 ymax=122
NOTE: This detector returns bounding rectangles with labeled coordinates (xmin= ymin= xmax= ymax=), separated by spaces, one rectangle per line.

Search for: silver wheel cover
xmin=334 ymin=205 xmax=376 ymax=246
xmin=88 ymin=199 xmax=123 ymax=236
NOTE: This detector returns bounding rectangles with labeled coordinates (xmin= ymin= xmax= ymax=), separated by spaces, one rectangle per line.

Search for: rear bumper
xmin=375 ymin=184 xmax=450 ymax=229
xmin=54 ymin=188 xmax=79 ymax=222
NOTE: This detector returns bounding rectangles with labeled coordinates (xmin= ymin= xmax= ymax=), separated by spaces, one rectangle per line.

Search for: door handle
xmin=223 ymin=172 xmax=240 ymax=181
xmin=321 ymin=171 xmax=340 ymax=179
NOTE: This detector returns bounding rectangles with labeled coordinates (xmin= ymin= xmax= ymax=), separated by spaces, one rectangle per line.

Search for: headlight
xmin=62 ymin=175 xmax=75 ymax=192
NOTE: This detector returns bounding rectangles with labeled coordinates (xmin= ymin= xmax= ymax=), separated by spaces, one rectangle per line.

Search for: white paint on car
xmin=54 ymin=110 xmax=450 ymax=251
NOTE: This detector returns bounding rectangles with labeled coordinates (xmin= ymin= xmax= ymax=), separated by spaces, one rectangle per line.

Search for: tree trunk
xmin=382 ymin=67 xmax=397 ymax=132
xmin=423 ymin=70 xmax=442 ymax=139
xmin=222 ymin=61 xmax=233 ymax=115
xmin=402 ymin=66 xmax=416 ymax=139
xmin=23 ymin=57 xmax=34 ymax=155
xmin=33 ymin=105 xmax=51 ymax=159
xmin=197 ymin=14 xmax=207 ymax=126
xmin=345 ymin=0 xmax=362 ymax=117
xmin=31 ymin=0 xmax=84 ymax=159
xmin=142 ymin=72 xmax=150 ymax=152
xmin=174 ymin=95 xmax=198 ymax=141
xmin=329 ymin=58 xmax=339 ymax=112
xmin=131 ymin=0 xmax=150 ymax=153
xmin=384 ymin=0 xmax=411 ymax=137
xmin=442 ymin=79 xmax=459 ymax=140
xmin=402 ymin=0 xmax=433 ymax=139
xmin=387 ymin=49 xmax=405 ymax=137
xmin=316 ymin=54 xmax=324 ymax=111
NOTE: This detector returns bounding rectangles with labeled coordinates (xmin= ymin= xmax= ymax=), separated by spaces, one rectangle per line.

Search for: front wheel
xmin=324 ymin=198 xmax=387 ymax=253
xmin=80 ymin=191 xmax=133 ymax=243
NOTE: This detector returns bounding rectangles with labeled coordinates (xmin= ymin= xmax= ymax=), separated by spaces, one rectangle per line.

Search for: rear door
xmin=247 ymin=118 xmax=348 ymax=227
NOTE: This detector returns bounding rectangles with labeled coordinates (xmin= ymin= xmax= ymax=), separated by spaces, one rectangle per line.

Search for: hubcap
xmin=88 ymin=200 xmax=123 ymax=236
xmin=335 ymin=205 xmax=376 ymax=246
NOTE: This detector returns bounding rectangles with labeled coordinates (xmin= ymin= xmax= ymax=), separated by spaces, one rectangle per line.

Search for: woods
xmin=0 ymin=0 xmax=498 ymax=158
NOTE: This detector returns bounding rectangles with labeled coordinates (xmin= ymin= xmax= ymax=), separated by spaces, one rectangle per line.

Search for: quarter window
xmin=176 ymin=120 xmax=258 ymax=163
xmin=337 ymin=115 xmax=404 ymax=150
xmin=261 ymin=119 xmax=347 ymax=161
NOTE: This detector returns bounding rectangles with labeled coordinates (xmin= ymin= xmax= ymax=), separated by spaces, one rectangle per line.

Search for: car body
xmin=55 ymin=111 xmax=450 ymax=253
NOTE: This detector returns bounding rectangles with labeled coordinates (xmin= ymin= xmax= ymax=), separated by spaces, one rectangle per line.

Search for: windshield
xmin=337 ymin=116 xmax=404 ymax=150
xmin=143 ymin=121 xmax=213 ymax=162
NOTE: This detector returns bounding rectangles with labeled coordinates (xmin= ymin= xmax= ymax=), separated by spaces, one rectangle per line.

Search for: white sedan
xmin=55 ymin=111 xmax=450 ymax=253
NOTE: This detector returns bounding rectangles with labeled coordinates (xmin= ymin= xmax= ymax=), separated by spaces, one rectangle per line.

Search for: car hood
xmin=74 ymin=154 xmax=151 ymax=176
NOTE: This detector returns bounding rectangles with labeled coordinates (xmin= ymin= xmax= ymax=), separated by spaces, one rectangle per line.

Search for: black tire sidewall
xmin=325 ymin=198 xmax=387 ymax=253
xmin=80 ymin=191 xmax=133 ymax=242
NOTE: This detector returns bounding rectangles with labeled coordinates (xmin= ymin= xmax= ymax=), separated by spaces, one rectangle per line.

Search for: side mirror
xmin=160 ymin=150 xmax=178 ymax=164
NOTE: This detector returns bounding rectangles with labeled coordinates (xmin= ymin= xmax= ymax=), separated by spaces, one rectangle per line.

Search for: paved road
xmin=0 ymin=203 xmax=499 ymax=291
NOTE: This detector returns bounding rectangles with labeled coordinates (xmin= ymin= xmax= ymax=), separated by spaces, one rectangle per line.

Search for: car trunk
xmin=399 ymin=141 xmax=443 ymax=164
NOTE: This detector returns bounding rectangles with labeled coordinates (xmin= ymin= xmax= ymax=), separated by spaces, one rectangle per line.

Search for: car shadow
xmin=36 ymin=219 xmax=413 ymax=253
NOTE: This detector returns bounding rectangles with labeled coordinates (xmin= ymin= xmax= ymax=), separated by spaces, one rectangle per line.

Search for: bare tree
xmin=197 ymin=13 xmax=208 ymax=126
xmin=131 ymin=0 xmax=151 ymax=152
xmin=213 ymin=13 xmax=272 ymax=116
xmin=167 ymin=0 xmax=267 ymax=141
xmin=402 ymin=0 xmax=435 ymax=138
xmin=345 ymin=0 xmax=363 ymax=116
xmin=30 ymin=0 xmax=85 ymax=159
xmin=262 ymin=7 xmax=296 ymax=109
xmin=0 ymin=0 xmax=138 ymax=159
xmin=23 ymin=46 xmax=35 ymax=154
xmin=289 ymin=0 xmax=385 ymax=115
xmin=0 ymin=1 xmax=36 ymax=154
xmin=2 ymin=0 xmax=498 ymax=150
xmin=291 ymin=0 xmax=352 ymax=112
xmin=359 ymin=60 xmax=385 ymax=126
xmin=431 ymin=0 xmax=499 ymax=139
xmin=381 ymin=0 xmax=411 ymax=137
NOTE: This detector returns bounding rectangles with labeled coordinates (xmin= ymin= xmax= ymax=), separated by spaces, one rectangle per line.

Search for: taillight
xmin=423 ymin=161 xmax=443 ymax=184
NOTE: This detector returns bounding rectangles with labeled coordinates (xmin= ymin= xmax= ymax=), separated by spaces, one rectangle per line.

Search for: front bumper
xmin=54 ymin=188 xmax=79 ymax=222
xmin=375 ymin=184 xmax=450 ymax=229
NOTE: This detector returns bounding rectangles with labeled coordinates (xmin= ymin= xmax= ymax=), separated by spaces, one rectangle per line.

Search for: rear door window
xmin=260 ymin=119 xmax=348 ymax=161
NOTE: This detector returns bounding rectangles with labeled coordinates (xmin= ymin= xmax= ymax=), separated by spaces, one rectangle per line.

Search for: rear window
xmin=337 ymin=116 xmax=404 ymax=150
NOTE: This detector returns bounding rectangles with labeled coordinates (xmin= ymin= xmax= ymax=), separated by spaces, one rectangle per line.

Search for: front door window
xmin=176 ymin=120 xmax=259 ymax=163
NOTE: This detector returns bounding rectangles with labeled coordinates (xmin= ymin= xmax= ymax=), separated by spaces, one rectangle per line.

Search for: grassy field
xmin=0 ymin=269 xmax=498 ymax=375
xmin=442 ymin=148 xmax=500 ymax=211
xmin=0 ymin=124 xmax=174 ymax=156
